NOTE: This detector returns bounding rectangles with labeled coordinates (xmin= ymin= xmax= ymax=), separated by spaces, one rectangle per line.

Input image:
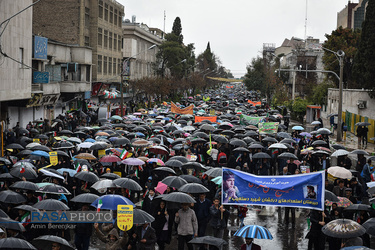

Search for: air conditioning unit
xmin=357 ymin=100 xmax=367 ymax=109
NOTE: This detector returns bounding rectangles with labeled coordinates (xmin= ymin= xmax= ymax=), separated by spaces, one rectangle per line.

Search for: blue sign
xmin=222 ymin=168 xmax=325 ymax=210
xmin=84 ymin=91 xmax=91 ymax=99
xmin=33 ymin=71 xmax=50 ymax=83
xmin=34 ymin=36 xmax=48 ymax=59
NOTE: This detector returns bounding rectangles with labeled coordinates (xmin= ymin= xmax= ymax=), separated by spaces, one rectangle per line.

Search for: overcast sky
xmin=119 ymin=0 xmax=350 ymax=78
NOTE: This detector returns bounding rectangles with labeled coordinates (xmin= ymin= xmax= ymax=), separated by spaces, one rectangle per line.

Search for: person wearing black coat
xmin=307 ymin=209 xmax=330 ymax=250
xmin=152 ymin=201 xmax=172 ymax=250
xmin=194 ymin=193 xmax=212 ymax=237
xmin=142 ymin=188 xmax=158 ymax=216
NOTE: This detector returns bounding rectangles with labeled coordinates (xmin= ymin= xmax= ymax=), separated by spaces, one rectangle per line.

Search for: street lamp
xmin=120 ymin=44 xmax=157 ymax=116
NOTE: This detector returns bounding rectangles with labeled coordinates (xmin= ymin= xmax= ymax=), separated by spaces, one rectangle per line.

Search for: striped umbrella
xmin=234 ymin=225 xmax=273 ymax=240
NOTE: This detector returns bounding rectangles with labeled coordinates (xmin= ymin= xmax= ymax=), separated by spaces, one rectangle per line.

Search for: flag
xmin=272 ymin=149 xmax=279 ymax=155
xmin=97 ymin=199 xmax=103 ymax=212
xmin=236 ymin=154 xmax=241 ymax=162
xmin=197 ymin=154 xmax=204 ymax=163
xmin=120 ymin=149 xmax=129 ymax=160
xmin=75 ymin=162 xmax=81 ymax=172
xmin=20 ymin=212 xmax=30 ymax=227
xmin=20 ymin=163 xmax=25 ymax=173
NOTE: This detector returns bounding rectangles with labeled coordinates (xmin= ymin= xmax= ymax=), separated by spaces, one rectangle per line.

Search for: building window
xmin=84 ymin=36 xmax=90 ymax=46
xmin=108 ymin=57 xmax=112 ymax=74
xmin=104 ymin=30 xmax=108 ymax=48
xmin=110 ymin=6 xmax=113 ymax=23
xmin=85 ymin=7 xmax=90 ymax=28
xmin=113 ymin=58 xmax=116 ymax=75
xmin=99 ymin=1 xmax=103 ymax=18
xmin=118 ymin=14 xmax=122 ymax=27
xmin=104 ymin=4 xmax=108 ymax=21
xmin=103 ymin=56 xmax=107 ymax=74
xmin=114 ymin=9 xmax=118 ymax=26
xmin=98 ymin=55 xmax=102 ymax=73
xmin=114 ymin=34 xmax=117 ymax=50
xmin=19 ymin=48 xmax=24 ymax=68
xmin=118 ymin=37 xmax=121 ymax=51
xmin=109 ymin=32 xmax=112 ymax=49
xmin=98 ymin=28 xmax=102 ymax=46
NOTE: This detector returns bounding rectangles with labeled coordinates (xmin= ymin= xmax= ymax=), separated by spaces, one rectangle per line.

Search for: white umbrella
xmin=327 ymin=166 xmax=352 ymax=179
xmin=331 ymin=149 xmax=350 ymax=157
xmin=91 ymin=179 xmax=117 ymax=193
xmin=268 ymin=143 xmax=288 ymax=149
xmin=78 ymin=142 xmax=94 ymax=149
xmin=311 ymin=121 xmax=321 ymax=125
xmin=39 ymin=169 xmax=64 ymax=180
xmin=26 ymin=142 xmax=40 ymax=149
xmin=182 ymin=126 xmax=196 ymax=132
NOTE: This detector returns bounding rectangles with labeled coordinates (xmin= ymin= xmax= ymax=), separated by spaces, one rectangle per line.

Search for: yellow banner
xmin=98 ymin=150 xmax=106 ymax=158
xmin=117 ymin=205 xmax=133 ymax=231
xmin=49 ymin=151 xmax=58 ymax=166
xmin=113 ymin=171 xmax=122 ymax=177
xmin=33 ymin=138 xmax=40 ymax=143
xmin=171 ymin=102 xmax=194 ymax=115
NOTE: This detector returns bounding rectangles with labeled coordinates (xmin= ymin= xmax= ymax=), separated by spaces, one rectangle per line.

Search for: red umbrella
xmin=99 ymin=155 xmax=121 ymax=163
xmin=317 ymin=147 xmax=332 ymax=153
xmin=148 ymin=146 xmax=169 ymax=155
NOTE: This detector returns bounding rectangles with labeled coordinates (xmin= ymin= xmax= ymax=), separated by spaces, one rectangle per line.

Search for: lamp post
xmin=121 ymin=44 xmax=157 ymax=116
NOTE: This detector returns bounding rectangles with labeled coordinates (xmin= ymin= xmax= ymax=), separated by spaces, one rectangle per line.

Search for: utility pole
xmin=336 ymin=50 xmax=345 ymax=142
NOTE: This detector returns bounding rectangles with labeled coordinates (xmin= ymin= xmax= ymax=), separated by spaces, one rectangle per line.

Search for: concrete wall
xmin=0 ymin=0 xmax=32 ymax=102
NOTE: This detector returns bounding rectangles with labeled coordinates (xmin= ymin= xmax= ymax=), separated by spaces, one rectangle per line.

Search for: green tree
xmin=322 ymin=27 xmax=361 ymax=88
xmin=353 ymin=0 xmax=375 ymax=97
xmin=309 ymin=81 xmax=335 ymax=106
xmin=291 ymin=98 xmax=310 ymax=123
xmin=243 ymin=57 xmax=265 ymax=93
xmin=197 ymin=42 xmax=217 ymax=71
xmin=171 ymin=17 xmax=183 ymax=44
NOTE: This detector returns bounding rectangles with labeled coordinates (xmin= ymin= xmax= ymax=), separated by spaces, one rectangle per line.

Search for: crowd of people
xmin=0 ymin=85 xmax=373 ymax=250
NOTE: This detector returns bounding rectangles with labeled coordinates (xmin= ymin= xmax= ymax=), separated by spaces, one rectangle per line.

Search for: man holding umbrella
xmin=241 ymin=237 xmax=261 ymax=250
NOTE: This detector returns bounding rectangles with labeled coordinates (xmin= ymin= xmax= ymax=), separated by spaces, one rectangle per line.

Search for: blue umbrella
xmin=85 ymin=138 xmax=96 ymax=143
xmin=57 ymin=168 xmax=77 ymax=177
xmin=234 ymin=225 xmax=273 ymax=240
xmin=30 ymin=150 xmax=50 ymax=158
xmin=91 ymin=194 xmax=135 ymax=210
xmin=135 ymin=132 xmax=145 ymax=137
xmin=292 ymin=125 xmax=304 ymax=131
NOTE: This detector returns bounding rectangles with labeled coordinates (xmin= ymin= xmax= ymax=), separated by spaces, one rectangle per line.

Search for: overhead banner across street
xmin=171 ymin=102 xmax=194 ymax=115
xmin=222 ymin=168 xmax=325 ymax=211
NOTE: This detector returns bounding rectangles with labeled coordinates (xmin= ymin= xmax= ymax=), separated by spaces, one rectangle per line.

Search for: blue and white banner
xmin=222 ymin=168 xmax=325 ymax=210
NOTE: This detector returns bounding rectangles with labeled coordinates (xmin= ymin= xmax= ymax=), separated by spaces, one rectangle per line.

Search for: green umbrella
xmin=212 ymin=176 xmax=222 ymax=186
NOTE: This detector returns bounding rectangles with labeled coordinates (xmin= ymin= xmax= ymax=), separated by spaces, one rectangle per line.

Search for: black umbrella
xmin=212 ymin=135 xmax=228 ymax=144
xmin=192 ymin=132 xmax=209 ymax=139
xmin=74 ymin=171 xmax=99 ymax=183
xmin=278 ymin=152 xmax=298 ymax=160
xmin=33 ymin=199 xmax=70 ymax=211
xmin=14 ymin=205 xmax=41 ymax=213
xmin=133 ymin=209 xmax=155 ymax=225
xmin=229 ymin=139 xmax=247 ymax=147
xmin=56 ymin=150 xmax=70 ymax=158
xmin=70 ymin=193 xmax=99 ymax=204
xmin=6 ymin=143 xmax=24 ymax=150
xmin=100 ymin=173 xmax=120 ymax=180
xmin=244 ymin=131 xmax=258 ymax=137
xmin=0 ymin=238 xmax=36 ymax=249
xmin=232 ymin=148 xmax=250 ymax=154
xmin=0 ymin=208 xmax=9 ymax=218
xmin=180 ymin=162 xmax=207 ymax=172
xmin=179 ymin=183 xmax=209 ymax=194
xmin=204 ymin=168 xmax=222 ymax=178
xmin=113 ymin=138 xmax=131 ymax=146
xmin=161 ymin=176 xmax=188 ymax=189
xmin=277 ymin=132 xmax=291 ymax=139
xmin=162 ymin=192 xmax=196 ymax=203
xmin=312 ymin=140 xmax=328 ymax=146
xmin=10 ymin=166 xmax=38 ymax=180
xmin=332 ymin=144 xmax=346 ymax=150
xmin=180 ymin=175 xmax=202 ymax=184
xmin=165 ymin=160 xmax=183 ymax=168
xmin=322 ymin=219 xmax=365 ymax=238
xmin=252 ymin=152 xmax=271 ymax=159
xmin=325 ymin=190 xmax=339 ymax=202
xmin=0 ymin=217 xmax=26 ymax=232
xmin=59 ymin=130 xmax=73 ymax=135
xmin=31 ymin=144 xmax=51 ymax=152
xmin=355 ymin=122 xmax=371 ymax=126
xmin=90 ymin=143 xmax=110 ymax=150
xmin=33 ymin=235 xmax=74 ymax=250
xmin=0 ymin=173 xmax=15 ymax=181
xmin=153 ymin=167 xmax=176 ymax=175
xmin=351 ymin=149 xmax=369 ymax=155
xmin=221 ymin=130 xmax=235 ymax=136
xmin=189 ymin=236 xmax=228 ymax=248
xmin=113 ymin=178 xmax=143 ymax=191
xmin=362 ymin=218 xmax=375 ymax=236
xmin=169 ymin=156 xmax=188 ymax=163
xmin=53 ymin=141 xmax=74 ymax=150
xmin=248 ymin=143 xmax=265 ymax=149
xmin=262 ymin=137 xmax=278 ymax=143
xmin=0 ymin=157 xmax=12 ymax=165
xmin=0 ymin=190 xmax=26 ymax=204
xmin=344 ymin=204 xmax=371 ymax=212
xmin=10 ymin=181 xmax=39 ymax=191
xmin=37 ymin=184 xmax=71 ymax=195
xmin=280 ymin=138 xmax=297 ymax=144
xmin=191 ymin=138 xmax=206 ymax=144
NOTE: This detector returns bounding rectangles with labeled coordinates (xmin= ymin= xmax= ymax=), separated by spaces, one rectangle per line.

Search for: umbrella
xmin=325 ymin=190 xmax=340 ymax=202
xmin=189 ymin=236 xmax=228 ymax=248
xmin=71 ymin=193 xmax=99 ymax=204
xmin=183 ymin=126 xmax=196 ymax=132
xmin=0 ymin=238 xmax=36 ymax=249
xmin=14 ymin=205 xmax=41 ymax=213
xmin=39 ymin=169 xmax=64 ymax=180
xmin=179 ymin=175 xmax=202 ymax=184
xmin=179 ymin=183 xmax=209 ymax=193
xmin=311 ymin=121 xmax=321 ymax=125
xmin=133 ymin=208 xmax=155 ymax=225
xmin=325 ymin=197 xmax=353 ymax=208
xmin=355 ymin=122 xmax=371 ymax=126
xmin=77 ymin=142 xmax=94 ymax=149
xmin=147 ymin=158 xmax=165 ymax=166
xmin=327 ymin=166 xmax=352 ymax=179
xmin=155 ymin=181 xmax=168 ymax=194
xmin=33 ymin=199 xmax=70 ymax=210
xmin=37 ymin=184 xmax=71 ymax=196
xmin=99 ymin=155 xmax=121 ymax=163
xmin=362 ymin=218 xmax=375 ymax=236
xmin=248 ymin=143 xmax=265 ymax=149
xmin=278 ymin=152 xmax=298 ymax=160
xmin=204 ymin=168 xmax=222 ymax=178
xmin=161 ymin=176 xmax=188 ymax=189
xmin=169 ymin=156 xmax=188 ymax=163
xmin=200 ymin=124 xmax=216 ymax=131
xmin=331 ymin=149 xmax=350 ymax=157
xmin=91 ymin=179 xmax=117 ymax=193
xmin=33 ymin=235 xmax=74 ymax=250
xmin=162 ymin=192 xmax=196 ymax=203
xmin=91 ymin=194 xmax=135 ymax=210
xmin=74 ymin=171 xmax=99 ymax=183
xmin=234 ymin=225 xmax=273 ymax=239
xmin=148 ymin=146 xmax=170 ymax=155
xmin=31 ymin=144 xmax=51 ymax=152
xmin=268 ymin=143 xmax=287 ymax=149
xmin=75 ymin=153 xmax=97 ymax=160
xmin=344 ymin=204 xmax=371 ymax=212
xmin=212 ymin=135 xmax=228 ymax=143
xmin=113 ymin=138 xmax=131 ymax=146
xmin=317 ymin=128 xmax=332 ymax=135
xmin=0 ymin=173 xmax=15 ymax=181
xmin=0 ymin=190 xmax=26 ymax=204
xmin=30 ymin=150 xmax=50 ymax=158
xmin=10 ymin=166 xmax=38 ymax=180
xmin=180 ymin=162 xmax=207 ymax=172
xmin=67 ymin=137 xmax=82 ymax=144
xmin=233 ymin=147 xmax=250 ymax=153
xmin=153 ymin=167 xmax=176 ymax=175
xmin=90 ymin=143 xmax=110 ymax=150
xmin=292 ymin=125 xmax=304 ymax=131
xmin=312 ymin=140 xmax=328 ymax=146
xmin=332 ymin=144 xmax=346 ymax=150
xmin=0 ymin=157 xmax=12 ymax=165
xmin=351 ymin=150 xmax=369 ymax=155
xmin=165 ymin=160 xmax=183 ymax=168
xmin=0 ymin=217 xmax=26 ymax=232
xmin=262 ymin=137 xmax=278 ymax=143
xmin=322 ymin=219 xmax=365 ymax=238
xmin=252 ymin=152 xmax=271 ymax=159
xmin=6 ymin=143 xmax=24 ymax=150
xmin=211 ymin=176 xmax=222 ymax=185
xmin=56 ymin=168 xmax=77 ymax=177
xmin=132 ymin=139 xmax=152 ymax=147
xmin=113 ymin=178 xmax=142 ymax=191
xmin=53 ymin=141 xmax=74 ymax=150
xmin=277 ymin=132 xmax=291 ymax=139
xmin=122 ymin=158 xmax=145 ymax=166
xmin=10 ymin=181 xmax=39 ymax=191
xmin=100 ymin=172 xmax=121 ymax=180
